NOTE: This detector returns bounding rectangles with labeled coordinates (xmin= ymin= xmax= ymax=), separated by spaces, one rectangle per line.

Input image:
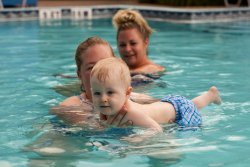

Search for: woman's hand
xmin=102 ymin=105 xmax=133 ymax=127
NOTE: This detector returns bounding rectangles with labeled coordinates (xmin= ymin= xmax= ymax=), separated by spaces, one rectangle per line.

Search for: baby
xmin=90 ymin=57 xmax=221 ymax=132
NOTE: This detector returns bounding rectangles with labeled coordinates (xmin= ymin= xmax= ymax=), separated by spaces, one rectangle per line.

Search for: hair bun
xmin=112 ymin=9 xmax=153 ymax=38
xmin=113 ymin=9 xmax=137 ymax=28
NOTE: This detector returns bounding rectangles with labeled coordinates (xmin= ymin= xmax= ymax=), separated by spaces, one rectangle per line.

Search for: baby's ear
xmin=126 ymin=86 xmax=133 ymax=96
xmin=145 ymin=37 xmax=149 ymax=47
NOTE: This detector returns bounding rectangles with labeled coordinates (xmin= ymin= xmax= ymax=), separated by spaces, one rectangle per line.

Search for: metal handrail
xmin=224 ymin=0 xmax=242 ymax=7
xmin=22 ymin=0 xmax=27 ymax=8
xmin=0 ymin=0 xmax=3 ymax=9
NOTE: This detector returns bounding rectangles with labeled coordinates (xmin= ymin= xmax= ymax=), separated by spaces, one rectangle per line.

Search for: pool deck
xmin=0 ymin=0 xmax=250 ymax=23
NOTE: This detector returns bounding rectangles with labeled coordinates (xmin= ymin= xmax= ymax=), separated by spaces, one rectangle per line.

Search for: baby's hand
xmin=106 ymin=105 xmax=133 ymax=127
xmin=121 ymin=134 xmax=144 ymax=143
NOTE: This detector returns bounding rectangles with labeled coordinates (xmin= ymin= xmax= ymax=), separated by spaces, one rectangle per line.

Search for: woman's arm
xmin=49 ymin=105 xmax=97 ymax=127
xmin=130 ymin=92 xmax=159 ymax=104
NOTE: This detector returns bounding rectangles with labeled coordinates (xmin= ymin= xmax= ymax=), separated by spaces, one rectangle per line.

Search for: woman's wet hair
xmin=113 ymin=9 xmax=153 ymax=40
xmin=75 ymin=36 xmax=115 ymax=72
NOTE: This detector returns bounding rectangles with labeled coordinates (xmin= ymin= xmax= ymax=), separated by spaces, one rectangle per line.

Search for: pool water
xmin=0 ymin=18 xmax=250 ymax=167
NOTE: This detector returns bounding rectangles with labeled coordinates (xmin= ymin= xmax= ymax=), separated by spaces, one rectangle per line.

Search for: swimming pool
xmin=0 ymin=18 xmax=250 ymax=167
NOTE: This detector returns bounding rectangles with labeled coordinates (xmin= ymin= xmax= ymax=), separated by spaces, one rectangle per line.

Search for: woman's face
xmin=78 ymin=44 xmax=113 ymax=101
xmin=117 ymin=28 xmax=149 ymax=69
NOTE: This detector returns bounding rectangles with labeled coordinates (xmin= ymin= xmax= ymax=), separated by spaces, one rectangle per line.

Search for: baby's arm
xmin=105 ymin=93 xmax=159 ymax=127
xmin=120 ymin=110 xmax=163 ymax=143
xmin=126 ymin=110 xmax=163 ymax=132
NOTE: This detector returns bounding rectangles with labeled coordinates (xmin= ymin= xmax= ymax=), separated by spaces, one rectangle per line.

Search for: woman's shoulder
xmin=132 ymin=63 xmax=165 ymax=74
xmin=59 ymin=96 xmax=81 ymax=106
xmin=145 ymin=63 xmax=165 ymax=73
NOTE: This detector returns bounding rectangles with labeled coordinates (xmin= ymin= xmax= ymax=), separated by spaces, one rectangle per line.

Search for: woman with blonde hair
xmin=113 ymin=9 xmax=165 ymax=75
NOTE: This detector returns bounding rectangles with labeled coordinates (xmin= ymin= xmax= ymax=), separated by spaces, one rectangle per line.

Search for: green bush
xmin=139 ymin=0 xmax=225 ymax=6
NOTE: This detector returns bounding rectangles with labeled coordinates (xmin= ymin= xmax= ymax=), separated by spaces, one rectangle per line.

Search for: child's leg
xmin=192 ymin=86 xmax=221 ymax=110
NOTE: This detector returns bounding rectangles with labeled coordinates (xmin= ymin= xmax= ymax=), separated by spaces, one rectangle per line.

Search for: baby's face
xmin=91 ymin=75 xmax=128 ymax=116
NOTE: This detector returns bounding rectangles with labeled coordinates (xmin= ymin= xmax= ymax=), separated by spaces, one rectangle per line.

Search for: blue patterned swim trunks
xmin=161 ymin=95 xmax=202 ymax=127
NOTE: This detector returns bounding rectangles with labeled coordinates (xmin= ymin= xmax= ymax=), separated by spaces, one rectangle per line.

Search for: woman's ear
xmin=77 ymin=70 xmax=81 ymax=79
xmin=77 ymin=70 xmax=85 ymax=92
xmin=126 ymin=86 xmax=133 ymax=97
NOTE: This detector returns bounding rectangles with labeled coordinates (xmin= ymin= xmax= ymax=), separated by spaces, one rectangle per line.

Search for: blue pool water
xmin=0 ymin=18 xmax=250 ymax=167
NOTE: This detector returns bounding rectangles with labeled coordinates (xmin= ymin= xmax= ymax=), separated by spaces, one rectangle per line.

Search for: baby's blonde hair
xmin=112 ymin=9 xmax=153 ymax=40
xmin=90 ymin=57 xmax=131 ymax=88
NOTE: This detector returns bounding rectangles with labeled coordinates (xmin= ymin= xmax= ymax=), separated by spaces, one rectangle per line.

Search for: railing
xmin=0 ymin=0 xmax=3 ymax=9
xmin=224 ymin=0 xmax=242 ymax=7
xmin=224 ymin=0 xmax=250 ymax=7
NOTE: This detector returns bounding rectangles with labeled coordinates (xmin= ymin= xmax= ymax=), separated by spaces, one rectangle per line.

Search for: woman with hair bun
xmin=53 ymin=9 xmax=165 ymax=97
xmin=113 ymin=9 xmax=165 ymax=76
